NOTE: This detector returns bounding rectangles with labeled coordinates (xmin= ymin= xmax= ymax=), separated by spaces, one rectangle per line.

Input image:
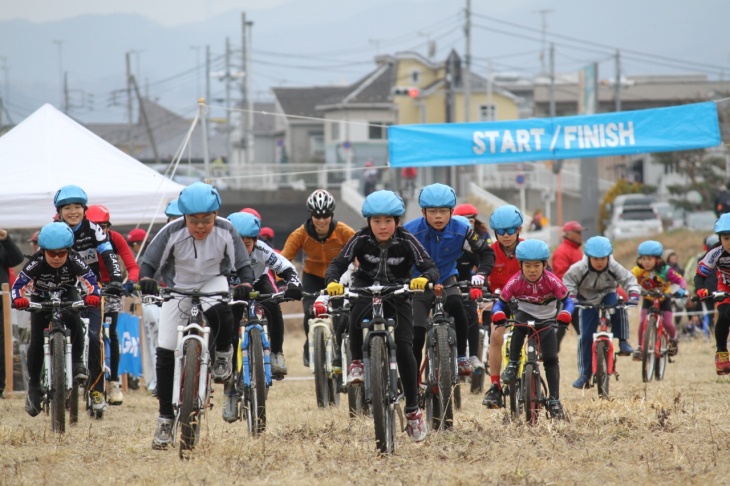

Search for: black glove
xmin=123 ymin=281 xmax=136 ymax=295
xmin=284 ymin=284 xmax=303 ymax=300
xmin=139 ymin=279 xmax=159 ymax=296
xmin=104 ymin=281 xmax=124 ymax=296
xmin=233 ymin=283 xmax=253 ymax=301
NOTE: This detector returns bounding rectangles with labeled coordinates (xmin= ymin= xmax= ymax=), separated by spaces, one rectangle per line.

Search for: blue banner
xmin=388 ymin=102 xmax=721 ymax=167
xmin=117 ymin=313 xmax=142 ymax=377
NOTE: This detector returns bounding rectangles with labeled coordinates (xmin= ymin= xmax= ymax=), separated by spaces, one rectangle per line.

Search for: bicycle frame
xmin=424 ymin=284 xmax=459 ymax=392
xmin=641 ymin=291 xmax=671 ymax=360
xmin=238 ymin=297 xmax=273 ymax=388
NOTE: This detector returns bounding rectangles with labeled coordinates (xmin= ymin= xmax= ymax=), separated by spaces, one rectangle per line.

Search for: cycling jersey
xmin=563 ymin=256 xmax=641 ymax=305
xmin=632 ymin=263 xmax=685 ymax=297
xmin=487 ymin=239 xmax=523 ymax=291
xmin=247 ymin=240 xmax=299 ymax=286
xmin=280 ymin=219 xmax=355 ymax=279
xmin=493 ymin=270 xmax=574 ymax=321
xmin=12 ymin=250 xmax=100 ymax=300
xmin=69 ymin=219 xmax=123 ymax=284
xmin=97 ymin=229 xmax=139 ymax=283
xmin=696 ymin=246 xmax=730 ymax=291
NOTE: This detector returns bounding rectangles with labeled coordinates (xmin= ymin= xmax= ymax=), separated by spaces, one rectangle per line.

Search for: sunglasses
xmin=494 ymin=228 xmax=519 ymax=236
xmin=312 ymin=214 xmax=332 ymax=220
xmin=45 ymin=250 xmax=69 ymax=258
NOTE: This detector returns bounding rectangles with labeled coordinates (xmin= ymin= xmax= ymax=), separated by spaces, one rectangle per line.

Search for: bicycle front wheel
xmin=344 ymin=334 xmax=366 ymax=418
xmin=522 ymin=363 xmax=542 ymax=425
xmin=642 ymin=318 xmax=657 ymax=383
xmin=69 ymin=381 xmax=80 ymax=425
xmin=434 ymin=326 xmax=454 ymax=430
xmin=595 ymin=341 xmax=610 ymax=399
xmin=179 ymin=339 xmax=202 ymax=454
xmin=313 ymin=327 xmax=329 ymax=408
xmin=655 ymin=330 xmax=668 ymax=381
xmin=370 ymin=335 xmax=395 ymax=454
xmin=248 ymin=328 xmax=267 ymax=435
xmin=50 ymin=333 xmax=66 ymax=433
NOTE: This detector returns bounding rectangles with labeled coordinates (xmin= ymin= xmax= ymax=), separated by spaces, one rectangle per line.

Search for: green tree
xmin=652 ymin=148 xmax=725 ymax=211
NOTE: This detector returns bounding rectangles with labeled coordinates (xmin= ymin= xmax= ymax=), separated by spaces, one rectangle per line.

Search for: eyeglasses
xmin=45 ymin=250 xmax=68 ymax=258
xmin=425 ymin=208 xmax=451 ymax=215
xmin=494 ymin=227 xmax=519 ymax=236
xmin=186 ymin=215 xmax=216 ymax=226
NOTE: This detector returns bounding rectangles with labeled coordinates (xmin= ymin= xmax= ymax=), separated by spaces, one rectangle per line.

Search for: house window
xmin=368 ymin=122 xmax=391 ymax=140
xmin=310 ymin=133 xmax=324 ymax=156
xmin=331 ymin=121 xmax=341 ymax=141
xmin=410 ymin=70 xmax=421 ymax=84
xmin=479 ymin=104 xmax=497 ymax=121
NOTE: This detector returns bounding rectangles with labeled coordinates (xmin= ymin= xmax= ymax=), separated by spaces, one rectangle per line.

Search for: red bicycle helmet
xmin=259 ymin=227 xmax=275 ymax=240
xmin=86 ymin=204 xmax=111 ymax=225
xmin=240 ymin=207 xmax=262 ymax=220
xmin=453 ymin=203 xmax=479 ymax=218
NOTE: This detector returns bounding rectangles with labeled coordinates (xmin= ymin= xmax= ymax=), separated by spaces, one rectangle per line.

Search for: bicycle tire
xmin=313 ymin=327 xmax=329 ymax=408
xmin=523 ymin=363 xmax=541 ymax=425
xmin=655 ymin=331 xmax=668 ymax=381
xmin=327 ymin=363 xmax=340 ymax=407
xmin=248 ymin=328 xmax=267 ymax=435
xmin=179 ymin=339 xmax=201 ymax=453
xmin=595 ymin=341 xmax=610 ymax=399
xmin=50 ymin=333 xmax=66 ymax=433
xmin=642 ymin=318 xmax=657 ymax=383
xmin=470 ymin=368 xmax=484 ymax=395
xmin=370 ymin=335 xmax=394 ymax=454
xmin=69 ymin=382 xmax=80 ymax=425
xmin=344 ymin=334 xmax=366 ymax=418
xmin=506 ymin=383 xmax=520 ymax=417
xmin=434 ymin=326 xmax=454 ymax=430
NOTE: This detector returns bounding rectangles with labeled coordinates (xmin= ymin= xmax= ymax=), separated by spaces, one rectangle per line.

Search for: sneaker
xmin=458 ymin=356 xmax=473 ymax=376
xmin=547 ymin=399 xmax=565 ymax=420
xmin=222 ymin=391 xmax=241 ymax=423
xmin=482 ymin=384 xmax=504 ymax=409
xmin=347 ymin=360 xmax=364 ymax=384
xmin=668 ymin=339 xmax=679 ymax=357
xmin=90 ymin=390 xmax=107 ymax=413
xmin=25 ymin=384 xmax=42 ymax=417
xmin=271 ymin=352 xmax=288 ymax=376
xmin=572 ymin=375 xmax=591 ymax=389
xmin=211 ymin=345 xmax=233 ymax=383
xmin=468 ymin=355 xmax=485 ymax=371
xmin=108 ymin=381 xmax=123 ymax=406
xmin=715 ymin=351 xmax=730 ymax=375
xmin=152 ymin=416 xmax=174 ymax=450
xmin=73 ymin=361 xmax=88 ymax=383
xmin=500 ymin=362 xmax=519 ymax=385
xmin=405 ymin=408 xmax=427 ymax=442
xmin=632 ymin=349 xmax=642 ymax=362
xmin=618 ymin=340 xmax=634 ymax=356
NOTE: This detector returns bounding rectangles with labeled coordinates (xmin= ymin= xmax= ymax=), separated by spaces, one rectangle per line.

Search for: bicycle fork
xmin=591 ymin=333 xmax=617 ymax=377
xmin=43 ymin=329 xmax=74 ymax=396
xmin=362 ymin=320 xmax=399 ymax=405
xmin=307 ymin=318 xmax=334 ymax=375
xmin=171 ymin=324 xmax=211 ymax=412
xmin=241 ymin=323 xmax=273 ymax=387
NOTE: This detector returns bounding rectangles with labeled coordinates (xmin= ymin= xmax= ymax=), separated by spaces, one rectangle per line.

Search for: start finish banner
xmin=387 ymin=102 xmax=721 ymax=167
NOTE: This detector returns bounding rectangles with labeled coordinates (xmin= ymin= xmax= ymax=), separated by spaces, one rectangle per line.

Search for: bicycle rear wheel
xmin=50 ymin=333 xmax=66 ymax=433
xmin=642 ymin=318 xmax=657 ymax=383
xmin=248 ymin=328 xmax=267 ymax=435
xmin=522 ymin=363 xmax=542 ymax=425
xmin=69 ymin=382 xmax=80 ymax=425
xmin=344 ymin=334 xmax=366 ymax=418
xmin=179 ymin=339 xmax=201 ymax=454
xmin=506 ymin=383 xmax=520 ymax=417
xmin=370 ymin=335 xmax=395 ymax=454
xmin=655 ymin=330 xmax=668 ymax=381
xmin=434 ymin=326 xmax=454 ymax=430
xmin=313 ymin=327 xmax=329 ymax=408
xmin=595 ymin=341 xmax=610 ymax=399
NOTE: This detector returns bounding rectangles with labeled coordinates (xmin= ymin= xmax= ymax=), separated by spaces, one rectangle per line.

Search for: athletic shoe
xmin=222 ymin=391 xmax=241 ymax=423
xmin=500 ymin=362 xmax=519 ymax=385
xmin=572 ymin=375 xmax=591 ymax=389
xmin=482 ymin=384 xmax=504 ymax=409
xmin=271 ymin=353 xmax=288 ymax=376
xmin=152 ymin=416 xmax=174 ymax=450
xmin=90 ymin=390 xmax=107 ymax=413
xmin=618 ymin=340 xmax=634 ymax=356
xmin=347 ymin=360 xmax=364 ymax=384
xmin=468 ymin=355 xmax=485 ymax=371
xmin=73 ymin=362 xmax=88 ymax=383
xmin=405 ymin=408 xmax=427 ymax=442
xmin=668 ymin=339 xmax=679 ymax=357
xmin=548 ymin=399 xmax=565 ymax=420
xmin=108 ymin=381 xmax=123 ymax=406
xmin=211 ymin=345 xmax=233 ymax=383
xmin=25 ymin=384 xmax=42 ymax=417
xmin=457 ymin=356 xmax=473 ymax=376
xmin=715 ymin=351 xmax=730 ymax=375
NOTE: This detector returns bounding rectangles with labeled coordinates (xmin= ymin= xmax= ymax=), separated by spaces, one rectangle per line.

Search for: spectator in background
xmin=259 ymin=227 xmax=276 ymax=248
xmin=28 ymin=231 xmax=40 ymax=255
xmin=127 ymin=229 xmax=149 ymax=259
xmin=714 ymin=181 xmax=730 ymax=217
xmin=552 ymin=220 xmax=585 ymax=351
xmin=400 ymin=167 xmax=418 ymax=199
xmin=0 ymin=227 xmax=25 ymax=398
xmin=529 ymin=209 xmax=547 ymax=231
xmin=129 ymin=228 xmax=158 ymax=395
xmin=363 ymin=159 xmax=379 ymax=196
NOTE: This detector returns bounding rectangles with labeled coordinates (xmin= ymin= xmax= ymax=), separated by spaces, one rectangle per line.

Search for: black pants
xmin=231 ymin=278 xmax=285 ymax=355
xmin=28 ymin=310 xmax=84 ymax=387
xmin=0 ymin=302 xmax=5 ymax=392
xmin=82 ymin=307 xmax=104 ymax=393
xmin=349 ymin=297 xmax=419 ymax=411
xmin=104 ymin=311 xmax=121 ymax=382
xmin=508 ymin=310 xmax=560 ymax=401
xmin=556 ymin=311 xmax=580 ymax=353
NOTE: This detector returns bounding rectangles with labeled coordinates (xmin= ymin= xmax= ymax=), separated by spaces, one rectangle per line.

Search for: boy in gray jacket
xmin=563 ymin=236 xmax=641 ymax=389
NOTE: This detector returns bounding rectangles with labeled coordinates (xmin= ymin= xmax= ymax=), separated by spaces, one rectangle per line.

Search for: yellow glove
xmin=410 ymin=277 xmax=429 ymax=290
xmin=326 ymin=281 xmax=344 ymax=296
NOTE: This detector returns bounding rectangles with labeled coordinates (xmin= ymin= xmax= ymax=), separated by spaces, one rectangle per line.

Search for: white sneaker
xmin=405 ymin=408 xmax=427 ymax=442
xmin=152 ymin=416 xmax=174 ymax=450
xmin=108 ymin=381 xmax=123 ymax=406
xmin=468 ymin=355 xmax=485 ymax=371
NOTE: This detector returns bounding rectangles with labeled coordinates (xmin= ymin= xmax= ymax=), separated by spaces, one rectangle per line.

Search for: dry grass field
xmin=1 ymin=230 xmax=727 ymax=485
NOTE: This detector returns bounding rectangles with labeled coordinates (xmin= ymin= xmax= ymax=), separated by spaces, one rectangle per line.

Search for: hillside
xmin=611 ymin=228 xmax=710 ymax=272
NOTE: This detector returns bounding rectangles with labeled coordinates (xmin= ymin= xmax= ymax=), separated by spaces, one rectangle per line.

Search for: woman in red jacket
xmin=87 ymin=205 xmax=140 ymax=406
xmin=551 ymin=220 xmax=585 ymax=351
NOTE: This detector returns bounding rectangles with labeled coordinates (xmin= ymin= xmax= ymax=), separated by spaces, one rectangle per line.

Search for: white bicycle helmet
xmin=307 ymin=189 xmax=336 ymax=217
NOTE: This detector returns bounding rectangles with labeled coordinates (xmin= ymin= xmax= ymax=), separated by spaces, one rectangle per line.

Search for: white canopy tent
xmin=0 ymin=104 xmax=185 ymax=229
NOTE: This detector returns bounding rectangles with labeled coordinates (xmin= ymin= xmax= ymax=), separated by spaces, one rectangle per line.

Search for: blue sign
xmin=117 ymin=313 xmax=142 ymax=377
xmin=388 ymin=102 xmax=721 ymax=168
xmin=516 ymin=174 xmax=525 ymax=187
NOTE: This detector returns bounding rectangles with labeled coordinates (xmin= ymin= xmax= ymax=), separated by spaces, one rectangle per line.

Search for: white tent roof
xmin=0 ymin=104 xmax=185 ymax=229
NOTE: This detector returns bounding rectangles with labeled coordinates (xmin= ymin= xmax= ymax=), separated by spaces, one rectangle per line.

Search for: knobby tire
xmin=642 ymin=318 xmax=657 ymax=383
xmin=249 ymin=328 xmax=267 ymax=435
xmin=595 ymin=341 xmax=610 ymax=398
xmin=523 ymin=363 xmax=541 ymax=425
xmin=345 ymin=335 xmax=366 ymax=418
xmin=313 ymin=327 xmax=329 ymax=408
xmin=50 ymin=333 xmax=66 ymax=433
xmin=655 ymin=331 xmax=668 ymax=381
xmin=370 ymin=336 xmax=394 ymax=454
xmin=434 ymin=326 xmax=454 ymax=430
xmin=179 ymin=339 xmax=201 ymax=454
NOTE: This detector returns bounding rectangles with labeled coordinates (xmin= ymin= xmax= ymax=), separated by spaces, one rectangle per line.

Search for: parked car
xmin=604 ymin=206 xmax=664 ymax=240
xmin=685 ymin=210 xmax=717 ymax=232
xmin=149 ymin=163 xmax=229 ymax=190
xmin=652 ymin=202 xmax=686 ymax=231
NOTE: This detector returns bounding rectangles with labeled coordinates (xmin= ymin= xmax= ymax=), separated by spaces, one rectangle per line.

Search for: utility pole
xmin=246 ymin=18 xmax=254 ymax=169
xmin=463 ymin=0 xmax=471 ymax=123
xmin=126 ymin=51 xmax=134 ymax=155
xmin=225 ymin=37 xmax=232 ymax=169
xmin=550 ymin=43 xmax=563 ymax=227
xmin=205 ymin=44 xmax=211 ymax=156
xmin=614 ymin=50 xmax=622 ymax=112
xmin=535 ymin=9 xmax=554 ymax=75
xmin=53 ymin=40 xmax=65 ymax=112
xmin=241 ymin=14 xmax=249 ymax=166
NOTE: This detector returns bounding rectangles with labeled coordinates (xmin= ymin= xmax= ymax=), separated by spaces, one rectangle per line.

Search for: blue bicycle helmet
xmin=515 ymin=239 xmax=550 ymax=262
xmin=227 ymin=212 xmax=261 ymax=238
xmin=361 ymin=190 xmax=406 ymax=218
xmin=418 ymin=183 xmax=457 ymax=209
xmin=38 ymin=222 xmax=75 ymax=250
xmin=714 ymin=213 xmax=730 ymax=234
xmin=54 ymin=185 xmax=88 ymax=208
xmin=706 ymin=234 xmax=720 ymax=248
xmin=584 ymin=236 xmax=613 ymax=258
xmin=177 ymin=182 xmax=221 ymax=215
xmin=489 ymin=205 xmax=524 ymax=230
xmin=165 ymin=199 xmax=182 ymax=218
xmin=637 ymin=240 xmax=663 ymax=257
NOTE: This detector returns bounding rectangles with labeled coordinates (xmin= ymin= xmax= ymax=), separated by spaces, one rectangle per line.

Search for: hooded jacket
xmin=563 ymin=256 xmax=641 ymax=305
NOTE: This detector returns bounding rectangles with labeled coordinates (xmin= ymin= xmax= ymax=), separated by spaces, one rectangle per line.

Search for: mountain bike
xmin=303 ymin=292 xmax=342 ymax=408
xmin=144 ymin=287 xmax=230 ymax=458
xmin=469 ymin=293 xmax=497 ymax=395
xmin=337 ymin=299 xmax=371 ymax=418
xmin=500 ymin=320 xmax=525 ymax=418
xmin=638 ymin=290 xmax=676 ymax=383
xmin=498 ymin=316 xmax=553 ymax=425
xmin=574 ymin=299 xmax=631 ymax=398
xmin=226 ymin=291 xmax=289 ymax=436
xmin=23 ymin=291 xmax=87 ymax=433
xmin=333 ymin=283 xmax=416 ymax=455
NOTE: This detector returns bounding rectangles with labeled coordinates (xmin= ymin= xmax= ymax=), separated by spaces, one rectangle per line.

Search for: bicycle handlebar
xmin=229 ymin=291 xmax=290 ymax=306
xmin=25 ymin=300 xmax=86 ymax=311
xmin=691 ymin=291 xmax=730 ymax=302
xmin=574 ymin=300 xmax=633 ymax=310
